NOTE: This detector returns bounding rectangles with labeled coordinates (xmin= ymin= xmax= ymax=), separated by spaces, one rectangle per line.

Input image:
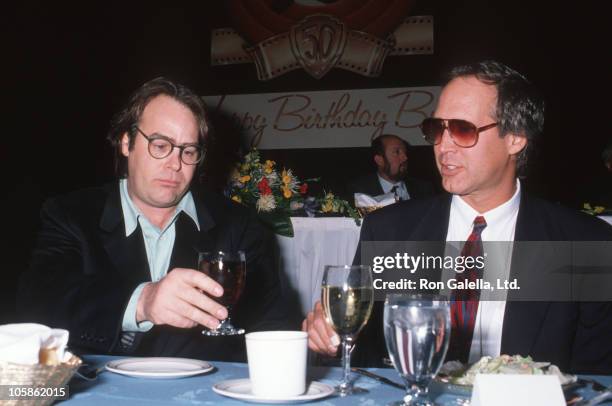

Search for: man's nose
xmin=436 ymin=128 xmax=455 ymax=153
xmin=166 ymin=147 xmax=182 ymax=171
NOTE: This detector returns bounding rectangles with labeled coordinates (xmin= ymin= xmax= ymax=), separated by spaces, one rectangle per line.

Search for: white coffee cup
xmin=245 ymin=331 xmax=308 ymax=398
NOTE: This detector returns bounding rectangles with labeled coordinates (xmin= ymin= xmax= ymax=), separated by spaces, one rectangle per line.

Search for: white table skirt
xmin=276 ymin=217 xmax=362 ymax=316
xmin=599 ymin=215 xmax=612 ymax=226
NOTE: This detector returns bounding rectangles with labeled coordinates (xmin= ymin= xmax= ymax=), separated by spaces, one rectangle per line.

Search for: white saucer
xmin=213 ymin=379 xmax=335 ymax=403
xmin=105 ymin=357 xmax=214 ymax=379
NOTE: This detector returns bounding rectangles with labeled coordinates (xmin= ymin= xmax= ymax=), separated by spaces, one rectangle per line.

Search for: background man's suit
xmin=347 ymin=172 xmax=435 ymax=200
xmin=18 ymin=182 xmax=300 ymax=361
xmin=351 ymin=191 xmax=612 ymax=374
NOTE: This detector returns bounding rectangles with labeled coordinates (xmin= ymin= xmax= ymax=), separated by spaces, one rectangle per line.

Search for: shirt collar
xmin=377 ymin=174 xmax=404 ymax=193
xmin=451 ymin=179 xmax=521 ymax=226
xmin=119 ymin=178 xmax=200 ymax=236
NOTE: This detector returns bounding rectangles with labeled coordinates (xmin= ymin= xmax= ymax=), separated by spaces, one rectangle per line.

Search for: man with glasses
xmin=19 ymin=77 xmax=298 ymax=361
xmin=304 ymin=60 xmax=612 ymax=373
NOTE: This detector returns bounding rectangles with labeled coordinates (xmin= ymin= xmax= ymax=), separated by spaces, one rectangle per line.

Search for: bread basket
xmin=0 ymin=354 xmax=81 ymax=406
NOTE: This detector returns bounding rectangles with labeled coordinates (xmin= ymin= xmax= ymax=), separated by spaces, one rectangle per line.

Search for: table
xmin=64 ymin=356 xmax=611 ymax=405
xmin=276 ymin=217 xmax=361 ymax=316
xmin=600 ymin=215 xmax=612 ymax=226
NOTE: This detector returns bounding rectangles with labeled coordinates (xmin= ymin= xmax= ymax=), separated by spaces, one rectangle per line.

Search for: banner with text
xmin=203 ymin=86 xmax=441 ymax=150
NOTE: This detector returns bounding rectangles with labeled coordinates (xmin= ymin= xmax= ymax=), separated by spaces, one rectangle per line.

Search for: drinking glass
xmin=384 ymin=294 xmax=450 ymax=406
xmin=321 ymin=265 xmax=374 ymax=396
xmin=198 ymin=251 xmax=246 ymax=336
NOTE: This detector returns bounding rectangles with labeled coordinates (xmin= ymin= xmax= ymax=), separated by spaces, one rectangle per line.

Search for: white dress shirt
xmin=443 ymin=180 xmax=521 ymax=363
xmin=119 ymin=178 xmax=200 ymax=332
xmin=378 ymin=175 xmax=410 ymax=201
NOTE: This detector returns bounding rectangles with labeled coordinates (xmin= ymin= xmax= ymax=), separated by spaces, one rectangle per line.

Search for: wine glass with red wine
xmin=198 ymin=251 xmax=246 ymax=336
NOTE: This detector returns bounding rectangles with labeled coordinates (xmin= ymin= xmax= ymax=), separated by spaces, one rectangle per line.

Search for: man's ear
xmin=374 ymin=154 xmax=384 ymax=168
xmin=505 ymin=133 xmax=527 ymax=156
xmin=120 ymin=133 xmax=130 ymax=157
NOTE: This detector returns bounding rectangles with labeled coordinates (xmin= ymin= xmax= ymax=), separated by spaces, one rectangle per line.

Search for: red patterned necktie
xmin=447 ymin=216 xmax=487 ymax=363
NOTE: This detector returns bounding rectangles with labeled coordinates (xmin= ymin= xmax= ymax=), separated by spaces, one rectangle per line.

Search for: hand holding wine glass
xmin=198 ymin=251 xmax=246 ymax=336
xmin=384 ymin=294 xmax=450 ymax=406
xmin=136 ymin=267 xmax=228 ymax=330
xmin=321 ymin=265 xmax=374 ymax=396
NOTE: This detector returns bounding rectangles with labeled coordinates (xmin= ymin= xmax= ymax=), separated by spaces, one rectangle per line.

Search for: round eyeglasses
xmin=135 ymin=127 xmax=204 ymax=165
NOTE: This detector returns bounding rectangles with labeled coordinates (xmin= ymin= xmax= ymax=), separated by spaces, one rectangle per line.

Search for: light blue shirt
xmin=119 ymin=179 xmax=200 ymax=332
xmin=377 ymin=175 xmax=410 ymax=201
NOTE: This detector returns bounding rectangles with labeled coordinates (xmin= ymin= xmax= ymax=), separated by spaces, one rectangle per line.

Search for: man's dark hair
xmin=107 ymin=77 xmax=210 ymax=177
xmin=448 ymin=60 xmax=545 ymax=176
xmin=371 ymin=134 xmax=409 ymax=160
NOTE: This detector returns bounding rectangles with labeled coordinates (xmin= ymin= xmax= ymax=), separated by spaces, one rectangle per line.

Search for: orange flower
xmin=282 ymin=186 xmax=292 ymax=199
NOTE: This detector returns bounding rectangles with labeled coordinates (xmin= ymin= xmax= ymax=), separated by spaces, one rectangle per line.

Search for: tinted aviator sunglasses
xmin=420 ymin=118 xmax=498 ymax=148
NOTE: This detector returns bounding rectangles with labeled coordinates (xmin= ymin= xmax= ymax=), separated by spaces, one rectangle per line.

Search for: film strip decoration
xmin=211 ymin=15 xmax=433 ymax=80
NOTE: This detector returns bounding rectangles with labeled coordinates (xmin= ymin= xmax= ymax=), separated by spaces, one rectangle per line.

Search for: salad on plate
xmin=438 ymin=354 xmax=577 ymax=387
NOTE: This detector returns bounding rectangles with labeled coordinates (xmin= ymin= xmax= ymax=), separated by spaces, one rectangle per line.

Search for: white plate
xmin=431 ymin=375 xmax=577 ymax=397
xmin=105 ymin=357 xmax=214 ymax=379
xmin=213 ymin=379 xmax=335 ymax=404
xmin=430 ymin=378 xmax=472 ymax=397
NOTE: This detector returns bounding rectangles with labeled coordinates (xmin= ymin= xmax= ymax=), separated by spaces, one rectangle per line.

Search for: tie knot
xmin=390 ymin=185 xmax=400 ymax=201
xmin=472 ymin=216 xmax=487 ymax=234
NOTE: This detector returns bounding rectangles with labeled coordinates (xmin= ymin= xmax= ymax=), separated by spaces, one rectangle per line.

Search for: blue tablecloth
xmin=64 ymin=356 xmax=611 ymax=405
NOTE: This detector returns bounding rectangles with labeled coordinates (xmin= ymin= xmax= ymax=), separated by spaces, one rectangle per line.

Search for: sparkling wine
xmin=384 ymin=305 xmax=450 ymax=384
xmin=200 ymin=259 xmax=245 ymax=306
xmin=322 ymin=285 xmax=373 ymax=337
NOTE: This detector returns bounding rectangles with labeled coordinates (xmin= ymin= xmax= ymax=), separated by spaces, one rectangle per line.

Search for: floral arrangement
xmin=581 ymin=202 xmax=607 ymax=216
xmin=227 ymin=149 xmax=360 ymax=236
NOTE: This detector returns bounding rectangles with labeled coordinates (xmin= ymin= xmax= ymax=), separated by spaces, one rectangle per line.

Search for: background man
xmin=18 ymin=78 xmax=298 ymax=361
xmin=347 ymin=134 xmax=434 ymax=201
xmin=304 ymin=61 xmax=612 ymax=374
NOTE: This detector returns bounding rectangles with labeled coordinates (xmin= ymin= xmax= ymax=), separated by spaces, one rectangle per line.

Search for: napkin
xmin=354 ymin=192 xmax=397 ymax=215
xmin=0 ymin=323 xmax=70 ymax=365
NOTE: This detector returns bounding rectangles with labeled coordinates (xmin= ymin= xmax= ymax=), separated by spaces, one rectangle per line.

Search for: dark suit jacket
xmin=351 ymin=191 xmax=612 ymax=374
xmin=347 ymin=172 xmax=434 ymax=200
xmin=18 ymin=182 xmax=300 ymax=362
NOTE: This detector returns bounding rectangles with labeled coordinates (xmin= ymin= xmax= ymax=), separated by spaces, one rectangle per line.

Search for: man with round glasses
xmin=304 ymin=60 xmax=612 ymax=374
xmin=19 ymin=77 xmax=298 ymax=361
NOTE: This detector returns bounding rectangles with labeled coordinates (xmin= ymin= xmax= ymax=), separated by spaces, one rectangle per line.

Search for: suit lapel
xmin=501 ymin=191 xmax=551 ymax=355
xmin=409 ymin=194 xmax=451 ymax=241
xmin=409 ymin=194 xmax=450 ymax=284
xmin=99 ymin=183 xmax=150 ymax=285
xmin=168 ymin=187 xmax=218 ymax=272
xmin=168 ymin=213 xmax=215 ymax=271
xmin=367 ymin=173 xmax=385 ymax=196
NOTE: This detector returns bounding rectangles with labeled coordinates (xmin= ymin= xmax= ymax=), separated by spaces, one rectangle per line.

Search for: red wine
xmin=200 ymin=259 xmax=246 ymax=306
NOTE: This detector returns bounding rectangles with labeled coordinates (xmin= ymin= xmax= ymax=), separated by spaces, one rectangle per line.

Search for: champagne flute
xmin=321 ymin=265 xmax=374 ymax=396
xmin=384 ymin=294 xmax=450 ymax=406
xmin=198 ymin=251 xmax=246 ymax=336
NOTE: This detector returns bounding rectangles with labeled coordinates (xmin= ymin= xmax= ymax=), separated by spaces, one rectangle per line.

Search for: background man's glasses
xmin=420 ymin=118 xmax=498 ymax=148
xmin=136 ymin=127 xmax=204 ymax=165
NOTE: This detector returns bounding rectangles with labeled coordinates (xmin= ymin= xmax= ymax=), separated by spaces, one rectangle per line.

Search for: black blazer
xmin=347 ymin=172 xmax=435 ymax=200
xmin=18 ymin=182 xmax=300 ymax=362
xmin=351 ymin=191 xmax=612 ymax=374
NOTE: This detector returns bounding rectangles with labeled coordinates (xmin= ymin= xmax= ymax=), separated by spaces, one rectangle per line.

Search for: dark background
xmin=3 ymin=1 xmax=610 ymax=323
